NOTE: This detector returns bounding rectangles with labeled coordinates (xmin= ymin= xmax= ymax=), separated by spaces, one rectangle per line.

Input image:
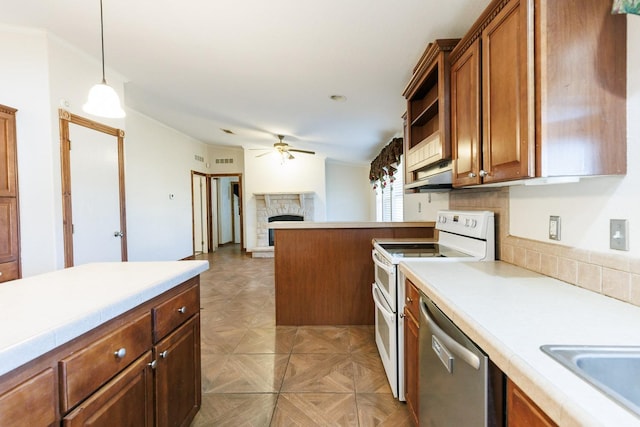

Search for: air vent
xmin=194 ymin=155 xmax=205 ymax=162
xmin=215 ymin=158 xmax=234 ymax=164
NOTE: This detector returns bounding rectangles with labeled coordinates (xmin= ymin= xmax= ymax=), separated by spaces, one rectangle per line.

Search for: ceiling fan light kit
xmin=253 ymin=134 xmax=316 ymax=163
xmin=83 ymin=0 xmax=125 ymax=119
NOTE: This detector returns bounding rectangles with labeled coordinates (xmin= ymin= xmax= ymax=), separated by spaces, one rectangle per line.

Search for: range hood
xmin=404 ymin=161 xmax=453 ymax=192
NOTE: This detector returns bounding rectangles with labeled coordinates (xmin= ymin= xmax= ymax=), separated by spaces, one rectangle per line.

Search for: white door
xmin=210 ymin=178 xmax=218 ymax=250
xmin=69 ymin=123 xmax=122 ymax=265
xmin=192 ymin=174 xmax=208 ymax=254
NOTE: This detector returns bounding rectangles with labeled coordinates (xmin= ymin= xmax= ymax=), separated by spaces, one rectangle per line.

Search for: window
xmin=375 ymin=158 xmax=403 ymax=222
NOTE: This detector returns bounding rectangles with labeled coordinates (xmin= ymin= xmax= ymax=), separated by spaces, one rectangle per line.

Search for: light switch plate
xmin=610 ymin=219 xmax=629 ymax=251
xmin=549 ymin=216 xmax=561 ymax=241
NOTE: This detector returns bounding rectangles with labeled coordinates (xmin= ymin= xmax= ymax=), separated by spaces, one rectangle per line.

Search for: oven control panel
xmin=436 ymin=210 xmax=494 ymax=240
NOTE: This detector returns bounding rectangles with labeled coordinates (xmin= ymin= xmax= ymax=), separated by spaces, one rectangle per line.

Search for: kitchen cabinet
xmin=507 ymin=379 xmax=557 ymax=427
xmin=0 ymin=276 xmax=201 ymax=427
xmin=153 ymin=284 xmax=201 ymax=427
xmin=62 ymin=353 xmax=154 ymax=427
xmin=0 ymin=368 xmax=57 ymax=426
xmin=403 ymin=279 xmax=420 ymax=426
xmin=0 ymin=104 xmax=20 ymax=282
xmin=450 ymin=0 xmax=626 ymax=187
xmin=402 ymin=39 xmax=458 ymax=190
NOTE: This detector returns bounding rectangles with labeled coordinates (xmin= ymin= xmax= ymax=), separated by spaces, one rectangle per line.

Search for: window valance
xmin=369 ymin=137 xmax=403 ymax=189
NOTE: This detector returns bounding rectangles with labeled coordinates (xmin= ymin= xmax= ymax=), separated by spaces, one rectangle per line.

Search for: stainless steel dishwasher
xmin=419 ymin=291 xmax=503 ymax=427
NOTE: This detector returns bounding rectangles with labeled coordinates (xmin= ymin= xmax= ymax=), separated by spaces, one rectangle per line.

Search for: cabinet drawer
xmin=63 ymin=352 xmax=154 ymax=427
xmin=153 ymin=284 xmax=199 ymax=342
xmin=60 ymin=312 xmax=151 ymax=412
xmin=405 ymin=279 xmax=420 ymax=320
xmin=0 ymin=261 xmax=19 ymax=283
xmin=0 ymin=368 xmax=57 ymax=426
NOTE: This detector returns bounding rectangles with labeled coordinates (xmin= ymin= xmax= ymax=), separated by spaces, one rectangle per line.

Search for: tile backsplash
xmin=449 ymin=187 xmax=640 ymax=308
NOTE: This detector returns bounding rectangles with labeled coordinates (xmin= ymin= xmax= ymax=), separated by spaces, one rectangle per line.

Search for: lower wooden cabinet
xmin=0 ymin=368 xmax=57 ymax=427
xmin=507 ymin=378 xmax=557 ymax=427
xmin=0 ymin=277 xmax=201 ymax=427
xmin=155 ymin=314 xmax=201 ymax=427
xmin=404 ymin=279 xmax=420 ymax=426
xmin=63 ymin=353 xmax=154 ymax=427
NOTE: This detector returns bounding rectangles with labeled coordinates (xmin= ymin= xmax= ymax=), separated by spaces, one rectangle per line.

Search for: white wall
xmin=325 ymin=161 xmax=374 ymax=221
xmin=0 ymin=26 xmax=57 ymax=276
xmin=124 ymin=110 xmax=209 ymax=261
xmin=243 ymin=149 xmax=327 ymax=250
xmin=509 ymin=16 xmax=640 ymax=257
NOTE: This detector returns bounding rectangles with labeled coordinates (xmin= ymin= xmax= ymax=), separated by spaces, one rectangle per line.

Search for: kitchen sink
xmin=540 ymin=345 xmax=640 ymax=418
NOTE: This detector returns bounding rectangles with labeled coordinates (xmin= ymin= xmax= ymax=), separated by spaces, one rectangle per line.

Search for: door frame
xmin=190 ymin=172 xmax=244 ymax=254
xmin=59 ymin=109 xmax=127 ymax=268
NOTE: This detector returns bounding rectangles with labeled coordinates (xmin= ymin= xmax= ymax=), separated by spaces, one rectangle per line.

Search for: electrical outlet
xmin=549 ymin=216 xmax=561 ymax=241
xmin=610 ymin=219 xmax=629 ymax=251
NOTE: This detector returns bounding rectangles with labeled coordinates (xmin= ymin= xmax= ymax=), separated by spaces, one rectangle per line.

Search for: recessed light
xmin=221 ymin=128 xmax=235 ymax=134
xmin=329 ymin=95 xmax=347 ymax=102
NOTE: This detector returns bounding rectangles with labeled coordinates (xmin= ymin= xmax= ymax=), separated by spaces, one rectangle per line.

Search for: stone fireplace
xmin=253 ymin=192 xmax=315 ymax=257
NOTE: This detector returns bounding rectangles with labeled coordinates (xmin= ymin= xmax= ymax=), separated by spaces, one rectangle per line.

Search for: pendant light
xmin=83 ymin=0 xmax=125 ymax=118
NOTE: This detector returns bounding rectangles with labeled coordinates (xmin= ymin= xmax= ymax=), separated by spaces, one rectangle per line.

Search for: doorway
xmin=191 ymin=172 xmax=243 ymax=255
xmin=59 ymin=109 xmax=127 ymax=267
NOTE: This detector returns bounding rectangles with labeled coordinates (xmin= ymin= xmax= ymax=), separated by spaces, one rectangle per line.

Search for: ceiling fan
xmin=254 ymin=135 xmax=316 ymax=160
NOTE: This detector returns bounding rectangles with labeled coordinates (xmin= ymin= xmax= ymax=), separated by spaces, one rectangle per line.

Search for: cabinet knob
xmin=468 ymin=172 xmax=477 ymax=178
xmin=479 ymin=170 xmax=489 ymax=177
xmin=177 ymin=306 xmax=187 ymax=314
xmin=148 ymin=360 xmax=158 ymax=369
xmin=160 ymin=350 xmax=169 ymax=359
xmin=114 ymin=348 xmax=127 ymax=359
xmin=406 ymin=297 xmax=413 ymax=304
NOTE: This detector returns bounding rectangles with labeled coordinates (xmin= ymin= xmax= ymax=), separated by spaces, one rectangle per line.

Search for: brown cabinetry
xmin=507 ymin=378 xmax=557 ymax=427
xmin=403 ymin=39 xmax=459 ymax=189
xmin=450 ymin=0 xmax=626 ymax=187
xmin=0 ymin=105 xmax=20 ymax=282
xmin=0 ymin=277 xmax=201 ymax=427
xmin=403 ymin=279 xmax=420 ymax=426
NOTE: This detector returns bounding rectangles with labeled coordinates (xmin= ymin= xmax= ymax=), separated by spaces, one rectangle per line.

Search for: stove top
xmin=377 ymin=243 xmax=473 ymax=258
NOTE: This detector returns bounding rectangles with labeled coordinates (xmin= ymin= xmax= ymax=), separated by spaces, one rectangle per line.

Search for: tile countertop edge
xmin=399 ymin=261 xmax=640 ymax=427
xmin=269 ymin=221 xmax=435 ymax=229
xmin=0 ymin=260 xmax=209 ymax=377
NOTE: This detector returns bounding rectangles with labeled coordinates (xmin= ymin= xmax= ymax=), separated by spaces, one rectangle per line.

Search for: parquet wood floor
xmin=191 ymin=244 xmax=412 ymax=427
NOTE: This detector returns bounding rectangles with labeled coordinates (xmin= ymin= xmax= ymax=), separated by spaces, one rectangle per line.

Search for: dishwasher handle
xmin=419 ymin=297 xmax=481 ymax=371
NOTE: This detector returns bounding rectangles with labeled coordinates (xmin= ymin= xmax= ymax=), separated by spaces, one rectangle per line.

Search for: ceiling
xmin=2 ymin=0 xmax=490 ymax=165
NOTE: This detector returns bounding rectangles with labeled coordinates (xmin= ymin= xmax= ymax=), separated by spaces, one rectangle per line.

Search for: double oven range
xmin=371 ymin=210 xmax=495 ymax=400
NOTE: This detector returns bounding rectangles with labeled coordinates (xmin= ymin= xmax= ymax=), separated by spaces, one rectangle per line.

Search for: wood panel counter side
xmin=274 ymin=223 xmax=435 ymax=325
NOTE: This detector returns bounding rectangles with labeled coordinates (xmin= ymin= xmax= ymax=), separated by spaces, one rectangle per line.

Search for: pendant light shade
xmin=83 ymin=0 xmax=125 ymax=118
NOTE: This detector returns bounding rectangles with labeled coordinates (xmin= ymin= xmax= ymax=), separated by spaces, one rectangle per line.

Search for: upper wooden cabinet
xmin=403 ymin=39 xmax=459 ymax=188
xmin=0 ymin=105 xmax=20 ymax=283
xmin=450 ymin=0 xmax=627 ymax=187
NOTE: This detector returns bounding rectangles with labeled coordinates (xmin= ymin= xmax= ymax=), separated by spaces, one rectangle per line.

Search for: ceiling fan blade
xmin=288 ymin=148 xmax=315 ymax=155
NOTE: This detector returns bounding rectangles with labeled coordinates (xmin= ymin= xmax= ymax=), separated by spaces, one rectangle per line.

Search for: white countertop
xmin=269 ymin=221 xmax=435 ymax=229
xmin=0 ymin=261 xmax=209 ymax=377
xmin=399 ymin=261 xmax=640 ymax=427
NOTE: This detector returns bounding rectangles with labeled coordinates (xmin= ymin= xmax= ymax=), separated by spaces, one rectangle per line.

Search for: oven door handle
xmin=372 ymin=250 xmax=395 ymax=275
xmin=419 ymin=297 xmax=480 ymax=370
xmin=372 ymin=284 xmax=395 ymax=323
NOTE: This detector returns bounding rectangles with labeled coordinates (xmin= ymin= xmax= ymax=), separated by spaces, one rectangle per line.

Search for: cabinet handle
xmin=114 ymin=348 xmax=127 ymax=359
xmin=160 ymin=350 xmax=169 ymax=359
xmin=479 ymin=170 xmax=489 ymax=177
xmin=406 ymin=297 xmax=413 ymax=304
xmin=148 ymin=360 xmax=157 ymax=369
xmin=177 ymin=306 xmax=187 ymax=314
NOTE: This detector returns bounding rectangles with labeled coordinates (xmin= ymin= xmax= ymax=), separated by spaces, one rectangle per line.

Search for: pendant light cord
xmin=99 ymin=0 xmax=106 ymax=84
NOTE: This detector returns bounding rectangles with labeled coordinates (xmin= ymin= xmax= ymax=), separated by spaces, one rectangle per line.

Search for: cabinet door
xmin=63 ymin=353 xmax=154 ymax=427
xmin=507 ymin=379 xmax=557 ymax=427
xmin=155 ymin=314 xmax=201 ymax=427
xmin=403 ymin=309 xmax=419 ymax=426
xmin=0 ymin=107 xmax=17 ymax=197
xmin=482 ymin=0 xmax=534 ymax=183
xmin=451 ymin=38 xmax=482 ymax=187
xmin=0 ymin=197 xmax=19 ymax=265
xmin=0 ymin=368 xmax=57 ymax=427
